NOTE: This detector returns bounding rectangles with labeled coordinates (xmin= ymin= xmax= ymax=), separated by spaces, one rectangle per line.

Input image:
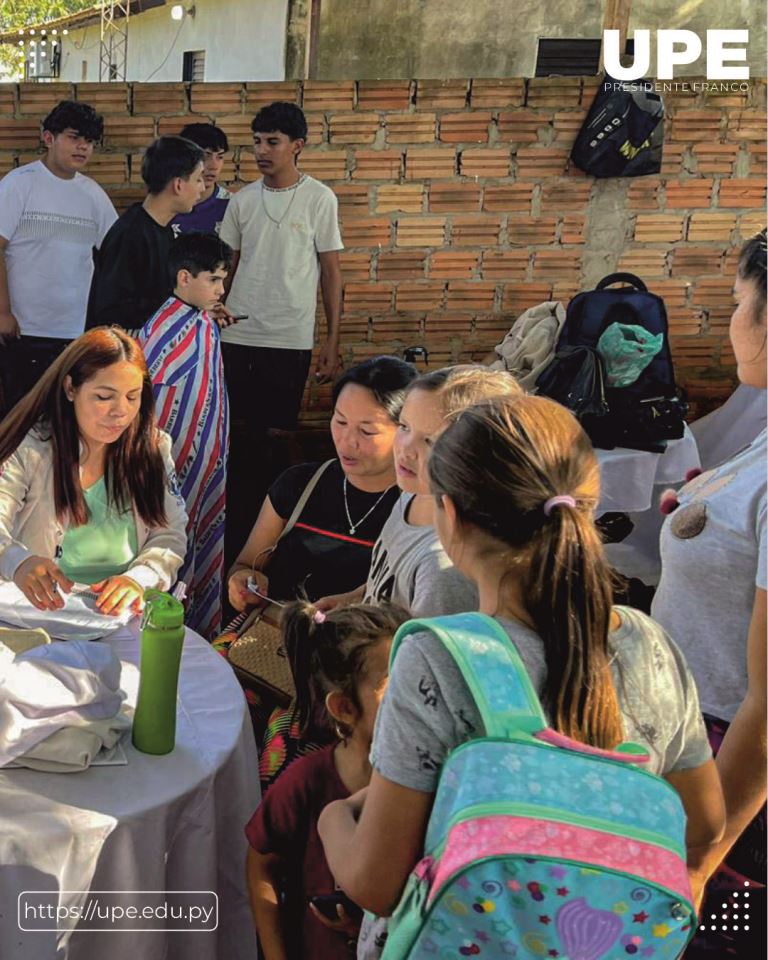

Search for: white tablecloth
xmin=690 ymin=384 xmax=766 ymax=470
xmin=597 ymin=424 xmax=701 ymax=583
xmin=0 ymin=626 xmax=260 ymax=960
xmin=596 ymin=424 xmax=700 ymax=514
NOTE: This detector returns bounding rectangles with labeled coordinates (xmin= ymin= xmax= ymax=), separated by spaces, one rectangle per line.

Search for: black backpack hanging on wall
xmin=571 ymin=77 xmax=664 ymax=178
xmin=538 ymin=273 xmax=686 ymax=451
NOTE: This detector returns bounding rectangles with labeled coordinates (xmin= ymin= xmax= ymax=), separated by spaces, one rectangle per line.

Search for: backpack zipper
xmin=434 ymin=800 xmax=685 ymax=859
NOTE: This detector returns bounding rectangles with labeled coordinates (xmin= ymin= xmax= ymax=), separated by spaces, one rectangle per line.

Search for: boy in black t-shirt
xmin=86 ymin=136 xmax=205 ymax=332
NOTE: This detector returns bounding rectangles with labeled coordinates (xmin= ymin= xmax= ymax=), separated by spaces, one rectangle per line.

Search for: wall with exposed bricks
xmin=0 ymin=78 xmax=765 ymax=422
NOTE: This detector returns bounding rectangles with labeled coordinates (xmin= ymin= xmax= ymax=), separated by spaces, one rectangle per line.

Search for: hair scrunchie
xmin=543 ymin=494 xmax=576 ymax=517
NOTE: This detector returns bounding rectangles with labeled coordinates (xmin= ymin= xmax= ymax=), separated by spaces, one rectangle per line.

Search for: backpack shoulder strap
xmin=390 ymin=612 xmax=546 ymax=739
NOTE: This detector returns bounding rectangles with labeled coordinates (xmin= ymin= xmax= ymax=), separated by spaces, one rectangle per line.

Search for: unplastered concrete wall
xmin=316 ymin=0 xmax=606 ymax=80
xmin=630 ymin=0 xmax=766 ymax=79
xmin=0 ymin=77 xmax=765 ymax=422
xmin=315 ymin=0 xmax=766 ymax=81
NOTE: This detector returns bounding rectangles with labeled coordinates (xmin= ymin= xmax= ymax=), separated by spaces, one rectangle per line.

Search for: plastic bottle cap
xmin=142 ymin=589 xmax=185 ymax=630
xmin=615 ymin=741 xmax=650 ymax=760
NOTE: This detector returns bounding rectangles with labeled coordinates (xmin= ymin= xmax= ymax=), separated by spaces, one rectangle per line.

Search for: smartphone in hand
xmin=309 ymin=892 xmax=363 ymax=924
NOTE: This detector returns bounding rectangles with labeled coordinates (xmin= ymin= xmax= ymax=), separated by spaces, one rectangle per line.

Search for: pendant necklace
xmin=343 ymin=477 xmax=393 ymax=535
xmin=261 ymin=174 xmax=305 ymax=230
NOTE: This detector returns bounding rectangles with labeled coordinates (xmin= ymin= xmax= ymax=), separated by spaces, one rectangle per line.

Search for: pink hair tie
xmin=543 ymin=495 xmax=576 ymax=517
xmin=313 ymin=610 xmax=326 ymax=624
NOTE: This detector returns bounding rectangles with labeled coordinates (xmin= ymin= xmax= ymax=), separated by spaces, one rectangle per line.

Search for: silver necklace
xmin=261 ymin=174 xmax=305 ymax=230
xmin=343 ymin=477 xmax=393 ymax=535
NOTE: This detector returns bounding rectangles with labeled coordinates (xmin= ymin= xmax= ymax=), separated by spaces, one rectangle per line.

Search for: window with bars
xmin=182 ymin=50 xmax=205 ymax=82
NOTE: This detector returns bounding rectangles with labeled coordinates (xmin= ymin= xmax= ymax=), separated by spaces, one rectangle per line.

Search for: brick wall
xmin=0 ymin=77 xmax=765 ymax=421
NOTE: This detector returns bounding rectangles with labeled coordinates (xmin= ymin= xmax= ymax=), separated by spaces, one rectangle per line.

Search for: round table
xmin=595 ymin=424 xmax=700 ymax=514
xmin=0 ymin=626 xmax=260 ymax=960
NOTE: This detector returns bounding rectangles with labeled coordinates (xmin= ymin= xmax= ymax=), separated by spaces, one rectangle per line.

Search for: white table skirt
xmin=596 ymin=423 xmax=700 ymax=514
xmin=597 ymin=424 xmax=702 ymax=583
xmin=0 ymin=625 xmax=260 ymax=960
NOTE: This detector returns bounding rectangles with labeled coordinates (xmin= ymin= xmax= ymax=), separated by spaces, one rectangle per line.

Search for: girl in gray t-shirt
xmin=363 ymin=365 xmax=520 ymax=617
xmin=318 ymin=394 xmax=724 ymax=959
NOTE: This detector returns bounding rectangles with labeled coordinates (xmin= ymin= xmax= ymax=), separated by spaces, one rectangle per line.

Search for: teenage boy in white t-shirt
xmin=219 ymin=102 xmax=343 ymax=569
xmin=220 ymin=101 xmax=343 ymax=420
xmin=0 ymin=100 xmax=117 ymax=414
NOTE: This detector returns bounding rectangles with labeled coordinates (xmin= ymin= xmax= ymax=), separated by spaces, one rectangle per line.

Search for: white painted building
xmin=6 ymin=0 xmax=288 ymax=83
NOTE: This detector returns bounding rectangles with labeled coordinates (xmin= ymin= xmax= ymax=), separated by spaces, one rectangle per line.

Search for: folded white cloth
xmin=0 ymin=640 xmax=127 ymax=767
xmin=9 ymin=714 xmax=132 ymax=772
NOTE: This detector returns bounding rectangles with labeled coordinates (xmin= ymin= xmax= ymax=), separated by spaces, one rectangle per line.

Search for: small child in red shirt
xmin=245 ymin=600 xmax=407 ymax=960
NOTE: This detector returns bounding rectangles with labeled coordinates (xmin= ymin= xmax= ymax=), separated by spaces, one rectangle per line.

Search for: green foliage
xmin=1 ymin=0 xmax=93 ymax=31
xmin=1 ymin=0 xmax=93 ymax=78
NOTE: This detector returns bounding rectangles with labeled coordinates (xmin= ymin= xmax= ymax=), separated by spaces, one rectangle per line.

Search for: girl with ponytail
xmin=258 ymin=601 xmax=406 ymax=792
xmin=246 ymin=600 xmax=407 ymax=960
xmin=319 ymin=394 xmax=725 ymax=944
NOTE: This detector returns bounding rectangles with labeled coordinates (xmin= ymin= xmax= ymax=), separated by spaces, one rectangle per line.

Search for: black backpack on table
xmin=537 ymin=272 xmax=686 ymax=452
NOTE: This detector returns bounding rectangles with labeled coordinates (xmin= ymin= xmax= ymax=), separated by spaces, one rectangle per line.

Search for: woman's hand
xmin=91 ymin=575 xmax=143 ymax=617
xmin=314 ymin=585 xmax=365 ymax=613
xmin=13 ymin=556 xmax=73 ymax=610
xmin=228 ymin=568 xmax=269 ymax=613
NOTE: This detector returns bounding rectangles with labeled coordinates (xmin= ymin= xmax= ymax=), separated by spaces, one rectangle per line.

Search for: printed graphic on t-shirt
xmin=455 ymin=708 xmax=476 ymax=734
xmin=167 ymin=468 xmax=184 ymax=504
xmin=16 ymin=210 xmax=99 ymax=245
xmin=418 ymin=675 xmax=439 ymax=709
xmin=171 ymin=220 xmax=224 ymax=238
xmin=367 ymin=540 xmax=395 ymax=603
xmin=670 ymin=502 xmax=708 ymax=540
xmin=686 ymin=470 xmax=736 ymax=502
xmin=671 ymin=467 xmax=736 ymax=540
xmin=415 ymin=746 xmax=439 ymax=772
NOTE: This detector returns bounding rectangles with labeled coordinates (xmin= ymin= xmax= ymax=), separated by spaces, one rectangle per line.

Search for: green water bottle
xmin=132 ymin=589 xmax=185 ymax=755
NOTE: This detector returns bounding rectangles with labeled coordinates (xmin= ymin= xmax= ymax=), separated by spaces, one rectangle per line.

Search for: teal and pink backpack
xmin=380 ymin=613 xmax=697 ymax=960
